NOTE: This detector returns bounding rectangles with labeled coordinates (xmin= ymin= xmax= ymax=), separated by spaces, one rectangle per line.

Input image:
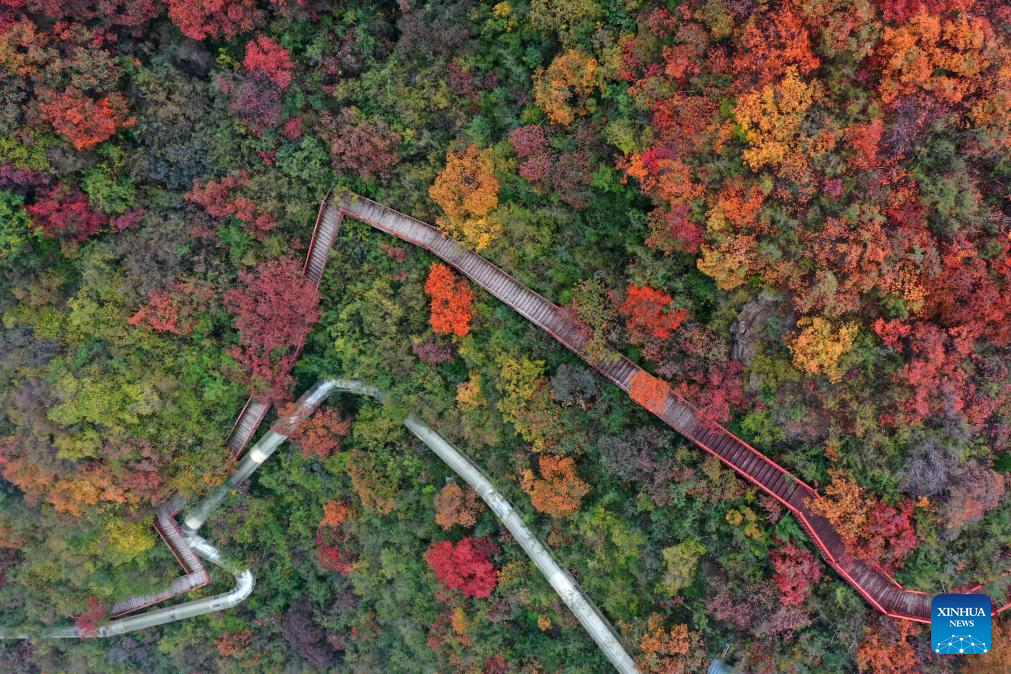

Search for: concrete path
xmin=2 ymin=379 xmax=640 ymax=673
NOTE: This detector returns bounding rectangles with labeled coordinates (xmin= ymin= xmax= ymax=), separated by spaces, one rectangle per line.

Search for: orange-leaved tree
xmin=636 ymin=613 xmax=708 ymax=674
xmin=533 ymin=49 xmax=599 ymax=125
xmin=424 ymin=262 xmax=474 ymax=337
xmin=433 ymin=482 xmax=482 ymax=530
xmin=807 ymin=468 xmax=868 ymax=543
xmin=290 ymin=408 xmax=351 ymax=460
xmin=38 ymin=88 xmax=135 ymax=151
xmin=317 ymin=500 xmax=354 ymax=574
xmin=320 ymin=500 xmax=351 ymax=528
xmin=618 ymin=284 xmax=687 ymax=343
xmin=855 ymin=619 xmax=920 ymax=674
xmin=520 ymin=454 xmax=590 ymax=518
xmin=629 ymin=370 xmax=672 ymax=416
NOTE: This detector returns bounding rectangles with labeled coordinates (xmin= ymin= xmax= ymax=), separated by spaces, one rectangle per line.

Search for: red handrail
xmin=327 ymin=194 xmax=1008 ymax=623
xmin=212 ymin=192 xmax=1008 ymax=623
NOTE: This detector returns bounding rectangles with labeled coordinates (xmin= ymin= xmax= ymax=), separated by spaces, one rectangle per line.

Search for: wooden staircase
xmin=214 ymin=191 xmax=1006 ymax=623
xmin=225 ymin=195 xmax=346 ymax=458
xmin=326 ymin=193 xmax=1007 ymax=623
xmin=110 ymin=494 xmax=209 ymax=617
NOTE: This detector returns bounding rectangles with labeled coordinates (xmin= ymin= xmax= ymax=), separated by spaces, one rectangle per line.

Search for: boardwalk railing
xmin=213 ymin=191 xmax=1007 ymax=623
xmin=109 ymin=494 xmax=209 ymax=617
xmin=316 ymin=193 xmax=1006 ymax=624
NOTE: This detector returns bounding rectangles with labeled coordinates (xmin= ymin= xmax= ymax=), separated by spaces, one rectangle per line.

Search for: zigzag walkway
xmin=109 ymin=495 xmax=209 ymax=617
xmin=2 ymin=381 xmax=640 ymax=673
xmin=252 ymin=192 xmax=1002 ymax=624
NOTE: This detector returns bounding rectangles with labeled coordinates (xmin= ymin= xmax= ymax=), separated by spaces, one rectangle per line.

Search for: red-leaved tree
xmin=424 ymin=536 xmax=498 ymax=598
xmin=857 ymin=500 xmax=918 ymax=571
xmin=509 ymin=124 xmax=552 ymax=181
xmin=186 ymin=172 xmax=277 ymax=238
xmin=128 ymin=280 xmax=214 ymax=336
xmin=321 ymin=109 xmax=402 ymax=181
xmin=223 ymin=256 xmax=320 ymax=399
xmin=769 ymin=541 xmax=823 ymax=606
xmin=38 ymin=89 xmax=135 ymax=151
xmin=74 ymin=597 xmax=107 ymax=639
xmin=315 ymin=499 xmax=354 ymax=574
xmin=165 ymin=0 xmax=263 ymax=41
xmin=27 ymin=185 xmax=108 ymax=242
xmin=243 ymin=35 xmax=294 ymax=89
xmin=618 ymin=284 xmax=687 ymax=343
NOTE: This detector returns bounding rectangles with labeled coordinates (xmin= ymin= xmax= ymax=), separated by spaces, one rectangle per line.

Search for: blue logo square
xmin=931 ymin=593 xmax=991 ymax=655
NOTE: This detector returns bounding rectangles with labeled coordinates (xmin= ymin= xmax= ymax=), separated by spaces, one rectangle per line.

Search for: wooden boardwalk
xmin=324 ymin=193 xmax=1006 ymax=623
xmin=217 ymin=191 xmax=1006 ymax=624
xmin=225 ymin=198 xmax=344 ymax=457
xmin=109 ymin=494 xmax=209 ymax=617
xmin=226 ymin=397 xmax=270 ymax=458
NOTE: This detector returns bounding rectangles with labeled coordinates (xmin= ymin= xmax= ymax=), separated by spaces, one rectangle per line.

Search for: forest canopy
xmin=0 ymin=1 xmax=1008 ymax=673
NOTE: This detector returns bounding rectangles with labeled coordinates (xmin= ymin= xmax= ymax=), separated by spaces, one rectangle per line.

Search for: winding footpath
xmin=0 ymin=525 xmax=253 ymax=639
xmin=3 ymin=193 xmax=1006 ymax=663
xmin=1 ymin=379 xmax=639 ymax=673
xmin=277 ymin=193 xmax=1008 ymax=622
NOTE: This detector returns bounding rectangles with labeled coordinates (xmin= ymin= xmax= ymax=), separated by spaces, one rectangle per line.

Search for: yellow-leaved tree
xmin=787 ymin=316 xmax=858 ymax=383
xmin=733 ymin=66 xmax=816 ymax=183
xmin=807 ymin=468 xmax=869 ymax=544
xmin=533 ymin=49 xmax=600 ymax=125
xmin=429 ymin=144 xmax=500 ymax=250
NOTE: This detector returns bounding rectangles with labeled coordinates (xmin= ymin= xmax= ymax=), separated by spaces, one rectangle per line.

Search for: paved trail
xmin=2 ymin=379 xmax=640 ymax=673
xmin=6 ymin=192 xmax=1007 ymax=663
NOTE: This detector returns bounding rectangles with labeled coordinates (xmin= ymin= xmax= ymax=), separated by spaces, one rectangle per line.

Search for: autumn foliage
xmin=243 ymin=35 xmax=294 ymax=89
xmin=636 ymin=613 xmax=708 ymax=674
xmin=787 ymin=317 xmax=859 ymax=383
xmin=74 ymin=597 xmax=108 ymax=639
xmin=855 ymin=620 xmax=920 ymax=674
xmin=316 ymin=500 xmax=354 ymax=574
xmin=424 ymin=262 xmax=474 ymax=337
xmin=0 ymin=440 xmax=129 ymax=517
xmin=322 ymin=108 xmax=402 ymax=181
xmin=39 ymin=89 xmax=135 ymax=151
xmin=628 ymin=370 xmax=672 ymax=416
xmin=433 ymin=482 xmax=482 ymax=530
xmin=223 ymin=256 xmax=320 ymax=399
xmin=534 ymin=50 xmax=599 ymax=125
xmin=320 ymin=500 xmax=351 ymax=529
xmin=618 ymin=284 xmax=687 ymax=343
xmin=215 ymin=630 xmax=253 ymax=658
xmin=428 ymin=144 xmax=500 ymax=250
xmin=520 ymin=454 xmax=590 ymax=518
xmin=509 ymin=124 xmax=552 ymax=181
xmin=128 ymin=280 xmax=214 ymax=336
xmin=27 ymin=185 xmax=108 ymax=242
xmin=770 ymin=542 xmax=823 ymax=606
xmin=808 ymin=469 xmax=869 ymax=543
xmin=165 ymin=0 xmax=263 ymax=41
xmin=186 ymin=171 xmax=277 ymax=238
xmin=424 ymin=536 xmax=498 ymax=598
xmin=290 ymin=408 xmax=351 ymax=460
xmin=808 ymin=470 xmax=918 ymax=570
xmin=620 ymin=0 xmax=1011 ymax=458
xmin=2 ymin=1 xmax=1009 ymax=668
